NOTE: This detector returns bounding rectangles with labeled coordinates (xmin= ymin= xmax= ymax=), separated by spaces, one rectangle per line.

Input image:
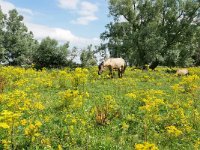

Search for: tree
xmin=33 ymin=37 xmax=69 ymax=69
xmin=101 ymin=0 xmax=200 ymax=67
xmin=0 ymin=8 xmax=6 ymax=64
xmin=192 ymin=27 xmax=200 ymax=65
xmin=80 ymin=45 xmax=97 ymax=67
xmin=4 ymin=9 xmax=37 ymax=66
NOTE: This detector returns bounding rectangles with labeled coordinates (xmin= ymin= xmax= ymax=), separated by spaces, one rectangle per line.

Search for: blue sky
xmin=0 ymin=0 xmax=111 ymax=48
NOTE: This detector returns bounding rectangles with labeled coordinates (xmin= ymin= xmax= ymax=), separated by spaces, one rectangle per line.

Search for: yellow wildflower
xmin=35 ymin=120 xmax=42 ymax=127
xmin=166 ymin=125 xmax=183 ymax=137
xmin=41 ymin=138 xmax=51 ymax=146
xmin=135 ymin=142 xmax=159 ymax=150
xmin=34 ymin=102 xmax=45 ymax=110
xmin=126 ymin=114 xmax=135 ymax=121
xmin=44 ymin=116 xmax=50 ymax=122
xmin=0 ymin=122 xmax=10 ymax=129
xmin=194 ymin=139 xmax=200 ymax=150
xmin=126 ymin=93 xmax=137 ymax=99
xmin=121 ymin=122 xmax=129 ymax=130
xmin=2 ymin=139 xmax=11 ymax=149
xmin=58 ymin=144 xmax=63 ymax=150
xmin=21 ymin=119 xmax=27 ymax=126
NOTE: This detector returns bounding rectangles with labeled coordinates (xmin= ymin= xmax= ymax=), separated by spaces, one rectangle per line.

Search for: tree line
xmin=0 ymin=9 xmax=97 ymax=69
xmin=100 ymin=0 xmax=200 ymax=67
xmin=0 ymin=0 xmax=200 ymax=69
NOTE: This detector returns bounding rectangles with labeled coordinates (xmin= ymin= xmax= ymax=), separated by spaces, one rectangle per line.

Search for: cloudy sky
xmin=0 ymin=0 xmax=111 ymax=48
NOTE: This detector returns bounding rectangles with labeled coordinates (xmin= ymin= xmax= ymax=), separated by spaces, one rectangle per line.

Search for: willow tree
xmin=101 ymin=0 xmax=200 ymax=67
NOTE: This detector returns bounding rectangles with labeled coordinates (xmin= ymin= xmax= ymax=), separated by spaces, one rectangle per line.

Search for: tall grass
xmin=0 ymin=66 xmax=200 ymax=150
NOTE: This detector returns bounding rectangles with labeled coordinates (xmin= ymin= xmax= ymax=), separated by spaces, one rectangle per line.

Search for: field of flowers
xmin=0 ymin=66 xmax=200 ymax=150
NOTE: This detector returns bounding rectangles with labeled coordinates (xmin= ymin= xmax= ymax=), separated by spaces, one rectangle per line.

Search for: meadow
xmin=0 ymin=66 xmax=200 ymax=150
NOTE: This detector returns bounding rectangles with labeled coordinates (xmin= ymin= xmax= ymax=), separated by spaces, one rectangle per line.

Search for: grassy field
xmin=0 ymin=66 xmax=200 ymax=150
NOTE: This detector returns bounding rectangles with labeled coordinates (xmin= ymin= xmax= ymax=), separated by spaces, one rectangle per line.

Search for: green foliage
xmin=0 ymin=9 xmax=74 ymax=68
xmin=101 ymin=0 xmax=200 ymax=67
xmin=3 ymin=9 xmax=37 ymax=66
xmin=80 ymin=45 xmax=97 ymax=67
xmin=33 ymin=37 xmax=69 ymax=69
xmin=192 ymin=27 xmax=200 ymax=65
xmin=0 ymin=8 xmax=6 ymax=63
xmin=0 ymin=66 xmax=200 ymax=149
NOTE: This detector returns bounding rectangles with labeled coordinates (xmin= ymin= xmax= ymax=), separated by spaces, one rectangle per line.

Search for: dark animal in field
xmin=139 ymin=59 xmax=159 ymax=71
xmin=142 ymin=65 xmax=149 ymax=71
xmin=176 ymin=69 xmax=189 ymax=76
xmin=165 ymin=68 xmax=176 ymax=74
xmin=98 ymin=58 xmax=126 ymax=78
xmin=149 ymin=59 xmax=159 ymax=70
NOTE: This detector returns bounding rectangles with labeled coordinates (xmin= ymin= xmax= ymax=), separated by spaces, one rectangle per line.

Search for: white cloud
xmin=57 ymin=0 xmax=79 ymax=10
xmin=0 ymin=0 xmax=100 ymax=48
xmin=79 ymin=1 xmax=98 ymax=16
xmin=72 ymin=1 xmax=98 ymax=25
xmin=26 ymin=22 xmax=100 ymax=48
xmin=57 ymin=0 xmax=99 ymax=25
xmin=0 ymin=0 xmax=34 ymax=22
xmin=0 ymin=0 xmax=15 ymax=13
xmin=72 ymin=15 xmax=97 ymax=25
xmin=0 ymin=0 xmax=33 ymax=15
xmin=17 ymin=8 xmax=34 ymax=16
xmin=26 ymin=22 xmax=100 ymax=63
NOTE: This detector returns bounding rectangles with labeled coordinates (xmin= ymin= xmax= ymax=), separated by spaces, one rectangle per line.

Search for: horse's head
xmin=98 ymin=62 xmax=104 ymax=75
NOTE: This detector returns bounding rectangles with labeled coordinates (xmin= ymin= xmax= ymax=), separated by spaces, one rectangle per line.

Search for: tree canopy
xmin=100 ymin=0 xmax=200 ymax=67
xmin=0 ymin=2 xmax=200 ymax=68
xmin=0 ymin=8 xmax=92 ymax=68
xmin=3 ymin=9 xmax=37 ymax=66
xmin=33 ymin=37 xmax=70 ymax=69
xmin=80 ymin=45 xmax=97 ymax=67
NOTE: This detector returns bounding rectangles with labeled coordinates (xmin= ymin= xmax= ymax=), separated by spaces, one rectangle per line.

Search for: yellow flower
xmin=135 ymin=142 xmax=159 ymax=150
xmin=85 ymin=92 xmax=90 ymax=98
xmin=34 ymin=133 xmax=41 ymax=137
xmin=80 ymin=119 xmax=86 ymax=126
xmin=121 ymin=122 xmax=129 ymax=130
xmin=69 ymin=125 xmax=74 ymax=134
xmin=71 ymin=118 xmax=77 ymax=124
xmin=194 ymin=139 xmax=200 ymax=150
xmin=34 ymin=102 xmax=45 ymax=110
xmin=58 ymin=144 xmax=63 ymax=150
xmin=2 ymin=139 xmax=11 ymax=149
xmin=1 ymin=110 xmax=13 ymax=116
xmin=184 ymin=125 xmax=192 ymax=133
xmin=35 ymin=120 xmax=42 ymax=127
xmin=0 ymin=122 xmax=10 ymax=129
xmin=41 ymin=138 xmax=51 ymax=146
xmin=126 ymin=93 xmax=137 ymax=99
xmin=166 ymin=125 xmax=183 ymax=137
xmin=21 ymin=119 xmax=27 ymax=126
xmin=126 ymin=114 xmax=135 ymax=121
xmin=44 ymin=116 xmax=50 ymax=122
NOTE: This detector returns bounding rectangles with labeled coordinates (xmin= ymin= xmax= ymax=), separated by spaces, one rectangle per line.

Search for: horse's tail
xmin=122 ymin=61 xmax=127 ymax=73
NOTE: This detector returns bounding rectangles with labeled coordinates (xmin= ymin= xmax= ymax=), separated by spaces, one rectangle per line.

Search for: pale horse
xmin=98 ymin=58 xmax=127 ymax=78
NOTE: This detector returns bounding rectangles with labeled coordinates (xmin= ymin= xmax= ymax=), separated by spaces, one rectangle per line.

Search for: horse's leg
xmin=109 ymin=67 xmax=113 ymax=78
xmin=118 ymin=69 xmax=120 ymax=78
xmin=121 ymin=67 xmax=124 ymax=78
xmin=118 ymin=68 xmax=122 ymax=78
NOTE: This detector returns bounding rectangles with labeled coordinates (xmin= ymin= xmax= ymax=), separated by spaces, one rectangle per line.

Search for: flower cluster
xmin=135 ymin=142 xmax=159 ymax=150
xmin=0 ymin=66 xmax=199 ymax=149
xmin=165 ymin=125 xmax=183 ymax=137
